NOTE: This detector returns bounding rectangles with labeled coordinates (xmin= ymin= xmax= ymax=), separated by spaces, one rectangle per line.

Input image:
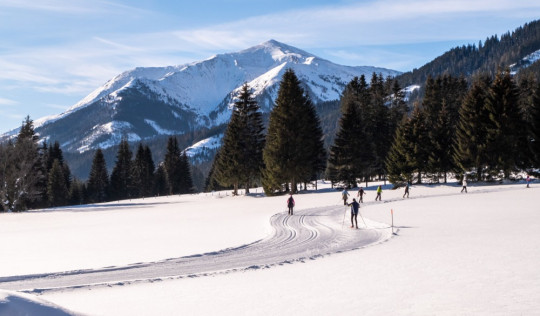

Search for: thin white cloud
xmin=1 ymin=0 xmax=539 ymax=121
xmin=0 ymin=97 xmax=18 ymax=106
xmin=0 ymin=0 xmax=152 ymax=15
xmin=168 ymin=0 xmax=540 ymax=48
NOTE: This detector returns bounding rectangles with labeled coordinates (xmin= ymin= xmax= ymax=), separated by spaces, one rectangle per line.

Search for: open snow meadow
xmin=1 ymin=180 xmax=539 ymax=315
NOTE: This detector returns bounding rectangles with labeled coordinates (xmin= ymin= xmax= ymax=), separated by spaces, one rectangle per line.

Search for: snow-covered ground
xmin=1 ymin=180 xmax=538 ymax=315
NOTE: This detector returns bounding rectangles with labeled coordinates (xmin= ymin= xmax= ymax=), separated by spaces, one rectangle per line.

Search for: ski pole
xmin=358 ymin=207 xmax=368 ymax=228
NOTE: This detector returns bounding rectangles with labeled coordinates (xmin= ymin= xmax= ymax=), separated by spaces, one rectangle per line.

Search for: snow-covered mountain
xmin=5 ymin=40 xmax=401 ymax=153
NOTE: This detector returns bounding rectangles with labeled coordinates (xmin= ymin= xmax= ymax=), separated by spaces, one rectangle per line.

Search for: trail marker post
xmin=391 ymin=209 xmax=394 ymax=234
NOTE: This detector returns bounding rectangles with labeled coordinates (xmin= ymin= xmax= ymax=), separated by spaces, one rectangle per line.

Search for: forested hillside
xmin=397 ymin=19 xmax=540 ymax=88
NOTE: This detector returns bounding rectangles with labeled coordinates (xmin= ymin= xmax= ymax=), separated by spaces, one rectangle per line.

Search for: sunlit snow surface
xmin=1 ymin=179 xmax=539 ymax=315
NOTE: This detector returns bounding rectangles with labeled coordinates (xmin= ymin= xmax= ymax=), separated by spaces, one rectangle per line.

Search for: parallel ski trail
xmin=0 ymin=204 xmax=392 ymax=293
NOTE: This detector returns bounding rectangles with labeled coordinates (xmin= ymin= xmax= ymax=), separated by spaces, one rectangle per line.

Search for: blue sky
xmin=1 ymin=0 xmax=540 ymax=132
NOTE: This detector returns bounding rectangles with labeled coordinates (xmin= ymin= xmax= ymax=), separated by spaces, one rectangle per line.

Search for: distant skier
xmin=347 ymin=198 xmax=360 ymax=229
xmin=375 ymin=185 xmax=382 ymax=201
xmin=342 ymin=188 xmax=350 ymax=205
xmin=403 ymin=183 xmax=410 ymax=198
xmin=461 ymin=177 xmax=468 ymax=193
xmin=357 ymin=187 xmax=366 ymax=203
xmin=287 ymin=194 xmax=295 ymax=215
xmin=526 ymin=175 xmax=531 ymax=188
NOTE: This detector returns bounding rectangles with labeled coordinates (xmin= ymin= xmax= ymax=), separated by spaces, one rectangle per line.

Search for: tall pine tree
xmin=153 ymin=163 xmax=169 ymax=196
xmin=409 ymin=103 xmax=430 ymax=183
xmin=109 ymin=138 xmax=133 ymax=200
xmin=178 ymin=151 xmax=193 ymax=194
xmin=328 ymin=77 xmax=373 ymax=187
xmin=262 ymin=69 xmax=325 ymax=195
xmin=131 ymin=143 xmax=155 ymax=198
xmin=454 ymin=74 xmax=492 ymax=181
xmin=530 ymin=83 xmax=540 ymax=167
xmin=47 ymin=159 xmax=68 ymax=207
xmin=484 ymin=69 xmax=526 ymax=178
xmin=386 ymin=116 xmax=415 ymax=185
xmin=214 ymin=84 xmax=265 ymax=195
xmin=87 ymin=148 xmax=109 ymax=203
xmin=11 ymin=116 xmax=45 ymax=211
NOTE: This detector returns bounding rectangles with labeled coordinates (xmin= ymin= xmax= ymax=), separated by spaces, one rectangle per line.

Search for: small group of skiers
xmin=342 ymin=185 xmax=383 ymax=205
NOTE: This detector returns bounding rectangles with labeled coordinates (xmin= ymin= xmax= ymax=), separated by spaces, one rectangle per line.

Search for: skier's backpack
xmin=287 ymin=197 xmax=294 ymax=207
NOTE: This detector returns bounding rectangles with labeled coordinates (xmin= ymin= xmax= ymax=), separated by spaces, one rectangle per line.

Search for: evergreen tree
xmin=132 ymin=143 xmax=155 ymax=198
xmin=530 ymin=83 xmax=540 ymax=167
xmin=427 ymin=101 xmax=453 ymax=183
xmin=369 ymin=73 xmax=392 ymax=178
xmin=262 ymin=69 xmax=325 ymax=195
xmin=87 ymin=148 xmax=109 ymax=203
xmin=409 ymin=103 xmax=430 ymax=183
xmin=484 ymin=69 xmax=527 ymax=178
xmin=153 ymin=163 xmax=169 ymax=196
xmin=69 ymin=178 xmax=84 ymax=205
xmin=47 ymin=159 xmax=68 ymax=207
xmin=454 ymin=74 xmax=492 ymax=181
xmin=388 ymin=80 xmax=410 ymax=130
xmin=386 ymin=116 xmax=415 ymax=185
xmin=205 ymin=150 xmax=228 ymax=192
xmin=328 ymin=77 xmax=373 ymax=187
xmin=17 ymin=115 xmax=39 ymax=143
xmin=11 ymin=116 xmax=45 ymax=211
xmin=46 ymin=141 xmax=71 ymax=196
xmin=143 ymin=145 xmax=155 ymax=194
xmin=301 ymin=95 xmax=326 ymax=187
xmin=518 ymin=73 xmax=537 ymax=125
xmin=109 ymin=138 xmax=133 ymax=200
xmin=178 ymin=151 xmax=193 ymax=194
xmin=214 ymin=84 xmax=265 ymax=195
xmin=47 ymin=141 xmax=64 ymax=170
xmin=163 ymin=137 xmax=182 ymax=194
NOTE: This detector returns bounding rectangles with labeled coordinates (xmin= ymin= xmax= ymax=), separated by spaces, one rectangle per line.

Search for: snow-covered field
xmin=1 ymin=180 xmax=538 ymax=315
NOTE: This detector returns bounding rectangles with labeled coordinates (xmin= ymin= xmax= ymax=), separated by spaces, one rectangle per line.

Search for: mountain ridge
xmin=5 ymin=39 xmax=400 ymax=153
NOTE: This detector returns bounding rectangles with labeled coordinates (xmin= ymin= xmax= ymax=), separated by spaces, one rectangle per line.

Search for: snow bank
xmin=0 ymin=290 xmax=80 ymax=316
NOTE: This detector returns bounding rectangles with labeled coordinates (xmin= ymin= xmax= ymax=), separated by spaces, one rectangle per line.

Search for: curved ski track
xmin=0 ymin=204 xmax=392 ymax=293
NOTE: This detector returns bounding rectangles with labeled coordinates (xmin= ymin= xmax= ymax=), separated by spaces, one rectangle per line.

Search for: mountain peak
xmin=13 ymin=41 xmax=401 ymax=154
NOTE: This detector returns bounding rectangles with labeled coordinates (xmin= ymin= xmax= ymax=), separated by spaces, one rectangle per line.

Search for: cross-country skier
xmin=375 ymin=185 xmax=382 ymax=201
xmin=287 ymin=194 xmax=295 ymax=215
xmin=403 ymin=183 xmax=410 ymax=198
xmin=357 ymin=187 xmax=366 ymax=203
xmin=342 ymin=188 xmax=350 ymax=205
xmin=526 ymin=175 xmax=531 ymax=188
xmin=461 ymin=177 xmax=468 ymax=193
xmin=347 ymin=198 xmax=360 ymax=229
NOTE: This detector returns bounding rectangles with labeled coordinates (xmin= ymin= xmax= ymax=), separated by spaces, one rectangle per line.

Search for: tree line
xmin=208 ymin=67 xmax=539 ymax=195
xmin=0 ymin=118 xmax=194 ymax=211
xmin=386 ymin=69 xmax=539 ymax=185
xmin=398 ymin=19 xmax=540 ymax=89
xmin=3 ymin=67 xmax=539 ymax=210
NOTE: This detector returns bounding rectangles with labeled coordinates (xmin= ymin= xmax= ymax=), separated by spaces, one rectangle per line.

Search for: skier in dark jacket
xmin=403 ymin=183 xmax=410 ymax=198
xmin=348 ymin=198 xmax=360 ymax=229
xmin=287 ymin=195 xmax=295 ymax=215
xmin=357 ymin=187 xmax=366 ymax=203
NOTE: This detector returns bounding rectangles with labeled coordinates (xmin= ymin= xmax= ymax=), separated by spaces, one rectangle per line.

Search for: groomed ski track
xmin=0 ymin=203 xmax=392 ymax=293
